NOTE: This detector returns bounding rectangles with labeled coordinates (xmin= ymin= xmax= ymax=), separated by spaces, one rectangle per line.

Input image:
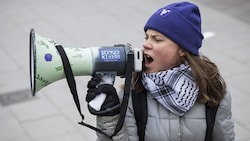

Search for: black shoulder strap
xmin=112 ymin=50 xmax=134 ymax=137
xmin=132 ymin=90 xmax=147 ymax=141
xmin=205 ymin=103 xmax=219 ymax=141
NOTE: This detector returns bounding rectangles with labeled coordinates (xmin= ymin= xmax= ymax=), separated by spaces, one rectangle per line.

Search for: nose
xmin=143 ymin=39 xmax=152 ymax=50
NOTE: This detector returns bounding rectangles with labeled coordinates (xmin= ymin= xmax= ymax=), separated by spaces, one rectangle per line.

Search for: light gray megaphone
xmin=29 ymin=28 xmax=143 ymax=99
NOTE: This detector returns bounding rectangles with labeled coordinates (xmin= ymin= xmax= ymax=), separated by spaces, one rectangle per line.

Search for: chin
xmin=145 ymin=68 xmax=156 ymax=74
xmin=145 ymin=66 xmax=166 ymax=73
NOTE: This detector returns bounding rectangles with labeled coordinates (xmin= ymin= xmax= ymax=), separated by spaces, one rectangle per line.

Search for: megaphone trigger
xmin=88 ymin=72 xmax=116 ymax=111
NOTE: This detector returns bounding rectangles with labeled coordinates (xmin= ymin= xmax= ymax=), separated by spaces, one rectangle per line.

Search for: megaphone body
xmin=30 ymin=29 xmax=143 ymax=97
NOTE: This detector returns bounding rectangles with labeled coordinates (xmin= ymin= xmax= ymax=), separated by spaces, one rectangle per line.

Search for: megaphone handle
xmin=88 ymin=93 xmax=106 ymax=111
xmin=88 ymin=72 xmax=116 ymax=111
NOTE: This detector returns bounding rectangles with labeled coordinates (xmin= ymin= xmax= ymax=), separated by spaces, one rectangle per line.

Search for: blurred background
xmin=0 ymin=0 xmax=250 ymax=140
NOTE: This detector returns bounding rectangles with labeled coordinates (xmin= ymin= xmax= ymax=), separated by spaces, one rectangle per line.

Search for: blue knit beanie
xmin=144 ymin=2 xmax=204 ymax=56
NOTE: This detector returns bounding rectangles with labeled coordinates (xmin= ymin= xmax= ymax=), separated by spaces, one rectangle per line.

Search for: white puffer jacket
xmin=96 ymin=91 xmax=235 ymax=141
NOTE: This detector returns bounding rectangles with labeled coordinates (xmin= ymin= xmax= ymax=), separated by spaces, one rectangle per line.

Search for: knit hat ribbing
xmin=144 ymin=2 xmax=204 ymax=56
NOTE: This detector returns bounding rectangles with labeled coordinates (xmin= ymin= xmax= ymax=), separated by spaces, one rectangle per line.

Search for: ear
xmin=178 ymin=49 xmax=185 ymax=57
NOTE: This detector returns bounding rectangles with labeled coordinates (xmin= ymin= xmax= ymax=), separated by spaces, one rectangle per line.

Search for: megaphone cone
xmin=30 ymin=29 xmax=94 ymax=96
xmin=29 ymin=29 xmax=142 ymax=96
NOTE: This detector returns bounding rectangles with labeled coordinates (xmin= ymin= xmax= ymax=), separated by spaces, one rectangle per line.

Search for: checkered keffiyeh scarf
xmin=142 ymin=64 xmax=199 ymax=116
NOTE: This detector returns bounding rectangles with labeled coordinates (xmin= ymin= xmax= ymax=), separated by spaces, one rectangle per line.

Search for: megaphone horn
xmin=29 ymin=29 xmax=142 ymax=96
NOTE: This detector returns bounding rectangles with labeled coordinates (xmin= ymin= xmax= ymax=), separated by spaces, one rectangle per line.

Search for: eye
xmin=153 ymin=36 xmax=163 ymax=42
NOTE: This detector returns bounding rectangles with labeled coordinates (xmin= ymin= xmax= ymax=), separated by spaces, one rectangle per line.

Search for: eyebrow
xmin=145 ymin=32 xmax=162 ymax=37
xmin=151 ymin=34 xmax=164 ymax=39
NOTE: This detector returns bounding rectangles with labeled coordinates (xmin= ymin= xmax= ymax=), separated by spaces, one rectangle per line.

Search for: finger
xmin=97 ymin=84 xmax=116 ymax=95
xmin=87 ymin=80 xmax=98 ymax=88
xmin=87 ymin=88 xmax=99 ymax=94
xmin=93 ymin=74 xmax=102 ymax=82
xmin=87 ymin=74 xmax=102 ymax=88
xmin=86 ymin=92 xmax=97 ymax=102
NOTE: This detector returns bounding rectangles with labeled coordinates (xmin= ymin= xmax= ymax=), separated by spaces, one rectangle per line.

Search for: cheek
xmin=155 ymin=50 xmax=181 ymax=69
xmin=155 ymin=48 xmax=173 ymax=62
xmin=153 ymin=51 xmax=168 ymax=65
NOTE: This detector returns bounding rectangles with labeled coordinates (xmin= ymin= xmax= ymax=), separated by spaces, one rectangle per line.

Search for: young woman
xmin=86 ymin=2 xmax=235 ymax=141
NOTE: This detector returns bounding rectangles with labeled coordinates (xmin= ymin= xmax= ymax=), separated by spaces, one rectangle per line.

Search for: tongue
xmin=148 ymin=58 xmax=153 ymax=64
xmin=145 ymin=56 xmax=153 ymax=64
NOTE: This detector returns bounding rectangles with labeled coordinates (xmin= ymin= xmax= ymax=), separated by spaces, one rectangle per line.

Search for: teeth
xmin=144 ymin=54 xmax=153 ymax=63
xmin=145 ymin=54 xmax=151 ymax=58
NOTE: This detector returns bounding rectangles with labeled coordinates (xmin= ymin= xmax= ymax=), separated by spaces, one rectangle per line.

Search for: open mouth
xmin=144 ymin=54 xmax=153 ymax=65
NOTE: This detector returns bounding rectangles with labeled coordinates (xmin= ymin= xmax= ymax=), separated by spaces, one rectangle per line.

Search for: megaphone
xmin=29 ymin=28 xmax=143 ymax=96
